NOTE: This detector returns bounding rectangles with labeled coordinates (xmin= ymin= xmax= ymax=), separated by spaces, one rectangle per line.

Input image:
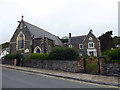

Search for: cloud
xmin=0 ymin=0 xmax=118 ymax=44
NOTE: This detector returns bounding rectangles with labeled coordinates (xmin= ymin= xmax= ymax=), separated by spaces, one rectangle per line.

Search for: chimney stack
xmin=69 ymin=33 xmax=71 ymax=38
xmin=90 ymin=29 xmax=93 ymax=33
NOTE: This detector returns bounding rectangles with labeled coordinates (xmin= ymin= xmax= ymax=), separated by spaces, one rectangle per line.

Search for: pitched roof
xmin=24 ymin=21 xmax=63 ymax=46
xmin=69 ymin=35 xmax=87 ymax=44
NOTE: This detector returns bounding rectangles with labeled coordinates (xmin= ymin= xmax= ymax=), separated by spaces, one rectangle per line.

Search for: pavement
xmin=1 ymin=64 xmax=120 ymax=87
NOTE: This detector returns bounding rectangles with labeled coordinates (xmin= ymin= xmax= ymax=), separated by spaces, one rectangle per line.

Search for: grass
xmin=86 ymin=64 xmax=99 ymax=68
xmin=86 ymin=57 xmax=99 ymax=74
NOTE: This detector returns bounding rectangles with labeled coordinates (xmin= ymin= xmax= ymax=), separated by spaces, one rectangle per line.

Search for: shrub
xmin=103 ymin=48 xmax=120 ymax=63
xmin=49 ymin=47 xmax=79 ymax=60
xmin=4 ymin=53 xmax=22 ymax=60
xmin=4 ymin=54 xmax=16 ymax=59
xmin=29 ymin=53 xmax=49 ymax=60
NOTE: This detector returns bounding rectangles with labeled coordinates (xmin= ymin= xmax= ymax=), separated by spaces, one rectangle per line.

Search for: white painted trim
xmin=69 ymin=45 xmax=72 ymax=48
xmin=79 ymin=44 xmax=83 ymax=49
xmin=87 ymin=49 xmax=97 ymax=56
xmin=16 ymin=31 xmax=25 ymax=50
xmin=34 ymin=46 xmax=41 ymax=53
xmin=88 ymin=42 xmax=94 ymax=48
xmin=89 ymin=37 xmax=93 ymax=40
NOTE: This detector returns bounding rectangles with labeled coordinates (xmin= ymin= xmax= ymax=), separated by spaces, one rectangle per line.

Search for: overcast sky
xmin=0 ymin=0 xmax=119 ymax=44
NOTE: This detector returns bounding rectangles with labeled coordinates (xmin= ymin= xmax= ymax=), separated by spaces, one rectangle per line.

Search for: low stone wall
xmin=101 ymin=63 xmax=120 ymax=77
xmin=2 ymin=59 xmax=14 ymax=65
xmin=23 ymin=60 xmax=79 ymax=72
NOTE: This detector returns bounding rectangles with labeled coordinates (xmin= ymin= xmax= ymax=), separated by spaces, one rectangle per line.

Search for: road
xmin=2 ymin=67 xmax=110 ymax=88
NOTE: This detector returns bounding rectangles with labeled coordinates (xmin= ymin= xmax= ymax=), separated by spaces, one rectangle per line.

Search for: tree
xmin=0 ymin=42 xmax=9 ymax=49
xmin=113 ymin=36 xmax=120 ymax=48
xmin=98 ymin=31 xmax=113 ymax=53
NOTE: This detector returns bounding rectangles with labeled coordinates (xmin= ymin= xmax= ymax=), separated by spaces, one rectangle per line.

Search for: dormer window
xmin=88 ymin=42 xmax=94 ymax=48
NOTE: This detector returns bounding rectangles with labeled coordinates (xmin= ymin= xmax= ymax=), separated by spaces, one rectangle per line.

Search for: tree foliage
xmin=60 ymin=39 xmax=68 ymax=43
xmin=0 ymin=42 xmax=9 ymax=49
xmin=113 ymin=36 xmax=120 ymax=47
xmin=98 ymin=31 xmax=113 ymax=52
xmin=103 ymin=48 xmax=120 ymax=63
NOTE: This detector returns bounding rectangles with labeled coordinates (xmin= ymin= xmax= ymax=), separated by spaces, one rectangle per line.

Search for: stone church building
xmin=68 ymin=30 xmax=101 ymax=57
xmin=9 ymin=17 xmax=63 ymax=56
xmin=9 ymin=17 xmax=101 ymax=57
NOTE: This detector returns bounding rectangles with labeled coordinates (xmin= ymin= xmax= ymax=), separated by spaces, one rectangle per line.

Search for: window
xmin=16 ymin=31 xmax=25 ymax=50
xmin=34 ymin=46 xmax=41 ymax=53
xmin=79 ymin=44 xmax=83 ymax=49
xmin=89 ymin=51 xmax=94 ymax=56
xmin=88 ymin=42 xmax=94 ymax=48
xmin=89 ymin=37 xmax=93 ymax=40
xmin=69 ymin=45 xmax=72 ymax=48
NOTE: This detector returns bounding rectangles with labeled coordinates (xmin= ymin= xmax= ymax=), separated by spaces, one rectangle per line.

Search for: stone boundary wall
xmin=2 ymin=59 xmax=14 ymax=65
xmin=2 ymin=59 xmax=120 ymax=76
xmin=23 ymin=60 xmax=79 ymax=73
xmin=101 ymin=63 xmax=120 ymax=77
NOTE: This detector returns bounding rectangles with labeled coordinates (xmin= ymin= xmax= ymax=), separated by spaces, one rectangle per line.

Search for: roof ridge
xmin=24 ymin=21 xmax=59 ymax=38
xmin=72 ymin=35 xmax=87 ymax=38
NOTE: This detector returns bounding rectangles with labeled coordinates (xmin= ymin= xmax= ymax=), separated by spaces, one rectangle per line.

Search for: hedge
xmin=103 ymin=48 xmax=120 ymax=63
xmin=4 ymin=53 xmax=22 ymax=60
xmin=49 ymin=47 xmax=79 ymax=60
xmin=29 ymin=53 xmax=49 ymax=60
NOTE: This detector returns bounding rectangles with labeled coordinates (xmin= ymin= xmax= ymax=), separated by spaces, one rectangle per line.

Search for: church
xmin=9 ymin=16 xmax=63 ymax=56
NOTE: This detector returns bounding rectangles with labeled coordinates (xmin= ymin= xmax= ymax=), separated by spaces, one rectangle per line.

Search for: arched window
xmin=16 ymin=31 xmax=25 ymax=50
xmin=34 ymin=46 xmax=41 ymax=53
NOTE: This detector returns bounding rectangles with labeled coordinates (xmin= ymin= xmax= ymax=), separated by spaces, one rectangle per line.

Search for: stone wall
xmin=2 ymin=58 xmax=120 ymax=76
xmin=2 ymin=59 xmax=14 ymax=65
xmin=101 ymin=63 xmax=120 ymax=77
xmin=23 ymin=60 xmax=79 ymax=72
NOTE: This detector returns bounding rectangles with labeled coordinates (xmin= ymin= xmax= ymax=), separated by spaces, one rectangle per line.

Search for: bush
xmin=29 ymin=53 xmax=49 ymax=60
xmin=49 ymin=47 xmax=79 ymax=60
xmin=4 ymin=53 xmax=22 ymax=60
xmin=4 ymin=54 xmax=16 ymax=59
xmin=103 ymin=48 xmax=120 ymax=63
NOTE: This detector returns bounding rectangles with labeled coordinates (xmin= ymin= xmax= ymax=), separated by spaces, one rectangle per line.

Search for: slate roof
xmin=24 ymin=21 xmax=63 ymax=46
xmin=69 ymin=35 xmax=87 ymax=44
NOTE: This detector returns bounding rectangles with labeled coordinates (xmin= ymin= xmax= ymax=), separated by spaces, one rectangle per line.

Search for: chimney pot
xmin=69 ymin=33 xmax=71 ymax=38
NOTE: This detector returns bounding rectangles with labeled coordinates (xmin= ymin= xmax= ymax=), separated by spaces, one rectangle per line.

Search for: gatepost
xmin=98 ymin=56 xmax=105 ymax=74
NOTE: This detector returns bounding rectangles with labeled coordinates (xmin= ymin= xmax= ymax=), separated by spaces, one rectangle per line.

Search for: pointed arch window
xmin=34 ymin=46 xmax=41 ymax=53
xmin=17 ymin=31 xmax=25 ymax=50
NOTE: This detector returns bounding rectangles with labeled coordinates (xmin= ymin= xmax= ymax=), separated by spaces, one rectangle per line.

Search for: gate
xmin=85 ymin=57 xmax=99 ymax=74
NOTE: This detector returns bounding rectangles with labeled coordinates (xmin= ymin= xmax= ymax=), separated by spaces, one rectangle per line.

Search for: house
xmin=9 ymin=16 xmax=63 ymax=56
xmin=0 ymin=48 xmax=9 ymax=58
xmin=115 ymin=44 xmax=120 ymax=48
xmin=68 ymin=30 xmax=101 ymax=57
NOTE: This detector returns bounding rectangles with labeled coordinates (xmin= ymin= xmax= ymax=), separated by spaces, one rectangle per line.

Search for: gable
xmin=83 ymin=31 xmax=100 ymax=43
xmin=10 ymin=21 xmax=32 ymax=43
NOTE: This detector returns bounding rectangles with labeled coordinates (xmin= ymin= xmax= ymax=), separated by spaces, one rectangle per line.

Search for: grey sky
xmin=0 ymin=0 xmax=119 ymax=44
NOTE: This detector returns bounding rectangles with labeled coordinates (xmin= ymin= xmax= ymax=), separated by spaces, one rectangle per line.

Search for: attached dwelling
xmin=0 ymin=48 xmax=9 ymax=58
xmin=9 ymin=17 xmax=63 ymax=56
xmin=68 ymin=30 xmax=101 ymax=57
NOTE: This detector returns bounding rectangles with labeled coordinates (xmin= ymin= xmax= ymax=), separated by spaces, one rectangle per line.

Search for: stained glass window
xmin=17 ymin=32 xmax=25 ymax=50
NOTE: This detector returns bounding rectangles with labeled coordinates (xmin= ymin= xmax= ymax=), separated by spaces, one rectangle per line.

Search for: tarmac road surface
xmin=2 ymin=67 xmax=107 ymax=88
